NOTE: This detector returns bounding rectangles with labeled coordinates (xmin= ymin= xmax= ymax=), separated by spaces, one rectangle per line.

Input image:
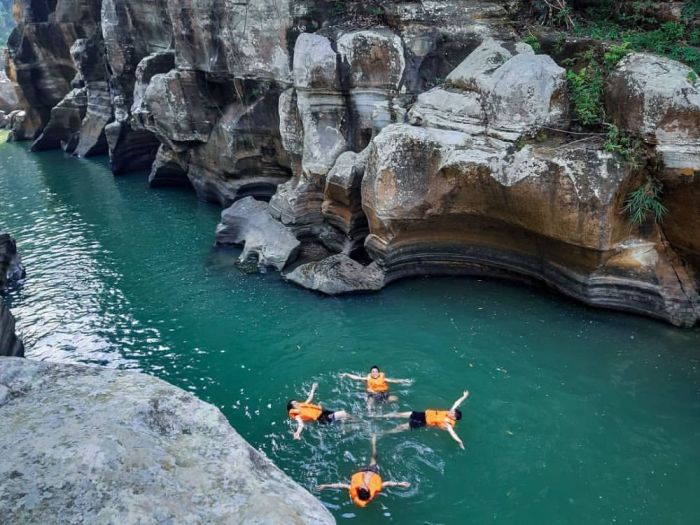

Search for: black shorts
xmin=318 ymin=410 xmax=336 ymax=424
xmin=363 ymin=464 xmax=379 ymax=474
xmin=367 ymin=391 xmax=389 ymax=403
xmin=409 ymin=411 xmax=426 ymax=429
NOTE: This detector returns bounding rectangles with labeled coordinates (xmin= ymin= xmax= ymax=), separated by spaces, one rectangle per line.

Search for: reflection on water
xmin=1 ymin=142 xmax=700 ymax=524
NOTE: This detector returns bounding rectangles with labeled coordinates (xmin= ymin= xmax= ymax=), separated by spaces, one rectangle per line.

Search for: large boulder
xmin=412 ymin=38 xmax=567 ymax=140
xmin=606 ymin=53 xmax=700 ymax=171
xmin=0 ymin=357 xmax=334 ymax=524
xmin=285 ymin=254 xmax=385 ymax=295
xmin=215 ymin=197 xmax=301 ymax=271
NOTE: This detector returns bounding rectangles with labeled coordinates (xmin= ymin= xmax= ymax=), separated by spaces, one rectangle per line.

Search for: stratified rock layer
xmin=0 ymin=357 xmax=334 ymax=524
xmin=6 ymin=2 xmax=700 ymax=325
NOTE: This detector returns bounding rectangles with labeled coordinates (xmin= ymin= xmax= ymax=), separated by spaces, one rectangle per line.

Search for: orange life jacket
xmin=288 ymin=402 xmax=322 ymax=422
xmin=366 ymin=373 xmax=388 ymax=393
xmin=425 ymin=409 xmax=456 ymax=428
xmin=349 ymin=470 xmax=383 ymax=507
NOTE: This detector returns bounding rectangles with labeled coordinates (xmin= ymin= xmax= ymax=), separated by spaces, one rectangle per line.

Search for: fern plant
xmin=622 ymin=177 xmax=668 ymax=225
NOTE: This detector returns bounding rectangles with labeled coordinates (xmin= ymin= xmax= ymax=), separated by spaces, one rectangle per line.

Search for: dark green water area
xmin=1 ymin=142 xmax=699 ymax=524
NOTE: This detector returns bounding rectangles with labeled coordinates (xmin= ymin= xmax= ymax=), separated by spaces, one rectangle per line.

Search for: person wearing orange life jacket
xmin=339 ymin=365 xmax=412 ymax=408
xmin=287 ymin=382 xmax=349 ymax=440
xmin=317 ymin=434 xmax=410 ymax=507
xmin=375 ymin=390 xmax=470 ymax=449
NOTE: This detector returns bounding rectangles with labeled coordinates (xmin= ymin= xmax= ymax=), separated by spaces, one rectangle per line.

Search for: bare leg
xmin=371 ymin=411 xmax=412 ymax=419
xmin=387 ymin=395 xmax=398 ymax=403
xmin=384 ymin=423 xmax=410 ymax=435
xmin=366 ymin=395 xmax=375 ymax=411
xmin=370 ymin=434 xmax=378 ymax=466
xmin=333 ymin=410 xmax=349 ymax=421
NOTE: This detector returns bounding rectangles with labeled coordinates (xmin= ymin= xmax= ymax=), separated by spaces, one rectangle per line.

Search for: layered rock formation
xmin=6 ymin=1 xmax=699 ymax=325
xmin=0 ymin=357 xmax=334 ymax=524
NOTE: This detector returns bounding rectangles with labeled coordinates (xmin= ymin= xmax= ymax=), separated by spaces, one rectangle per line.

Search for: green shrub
xmin=604 ymin=124 xmax=644 ymax=170
xmin=523 ymin=31 xmax=542 ymax=54
xmin=566 ymin=50 xmax=606 ymax=127
xmin=622 ymin=177 xmax=668 ymax=225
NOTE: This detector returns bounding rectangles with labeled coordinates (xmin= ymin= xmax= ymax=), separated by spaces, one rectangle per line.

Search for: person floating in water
xmin=339 ymin=365 xmax=412 ymax=408
xmin=376 ymin=390 xmax=470 ymax=449
xmin=316 ymin=434 xmax=410 ymax=507
xmin=287 ymin=382 xmax=349 ymax=440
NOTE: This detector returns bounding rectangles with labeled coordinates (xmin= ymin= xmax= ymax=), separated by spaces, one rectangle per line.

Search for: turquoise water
xmin=1 ymin=142 xmax=699 ymax=524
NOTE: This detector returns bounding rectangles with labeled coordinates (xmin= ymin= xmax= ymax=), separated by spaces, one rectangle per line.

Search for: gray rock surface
xmin=215 ymin=197 xmax=301 ymax=271
xmin=285 ymin=254 xmax=385 ymax=295
xmin=606 ymin=52 xmax=700 ymax=171
xmin=0 ymin=357 xmax=334 ymax=524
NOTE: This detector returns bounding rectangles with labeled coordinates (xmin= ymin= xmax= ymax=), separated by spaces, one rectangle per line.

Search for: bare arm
xmin=382 ymin=481 xmax=411 ymax=488
xmin=293 ymin=416 xmax=305 ymax=440
xmin=317 ymin=482 xmax=350 ymax=491
xmin=445 ymin=424 xmax=465 ymax=449
xmin=450 ymin=390 xmax=470 ymax=411
xmin=339 ymin=373 xmax=366 ymax=381
xmin=385 ymin=377 xmax=413 ymax=385
xmin=305 ymin=382 xmax=318 ymax=403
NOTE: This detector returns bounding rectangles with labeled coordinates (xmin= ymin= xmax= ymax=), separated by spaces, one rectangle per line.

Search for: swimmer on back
xmin=375 ymin=390 xmax=470 ymax=449
xmin=316 ymin=434 xmax=410 ymax=507
xmin=339 ymin=365 xmax=412 ymax=408
xmin=287 ymin=382 xmax=349 ymax=440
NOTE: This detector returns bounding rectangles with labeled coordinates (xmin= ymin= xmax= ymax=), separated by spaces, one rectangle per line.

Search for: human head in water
xmin=369 ymin=365 xmax=381 ymax=378
xmin=357 ymin=487 xmax=371 ymax=501
xmin=450 ymin=408 xmax=463 ymax=420
xmin=287 ymin=400 xmax=298 ymax=411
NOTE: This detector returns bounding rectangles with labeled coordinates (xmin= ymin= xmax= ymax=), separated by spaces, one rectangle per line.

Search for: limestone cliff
xmin=0 ymin=357 xmax=335 ymax=524
xmin=5 ymin=1 xmax=699 ymax=326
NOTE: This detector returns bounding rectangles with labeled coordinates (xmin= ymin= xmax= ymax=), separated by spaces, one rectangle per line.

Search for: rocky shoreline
xmin=3 ymin=1 xmax=699 ymax=326
xmin=0 ymin=357 xmax=334 ymax=524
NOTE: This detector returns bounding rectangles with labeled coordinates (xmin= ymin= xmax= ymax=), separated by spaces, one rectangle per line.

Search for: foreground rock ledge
xmin=0 ymin=358 xmax=334 ymax=525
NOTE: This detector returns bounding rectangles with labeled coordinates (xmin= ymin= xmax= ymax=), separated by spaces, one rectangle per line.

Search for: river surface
xmin=1 ymin=142 xmax=699 ymax=524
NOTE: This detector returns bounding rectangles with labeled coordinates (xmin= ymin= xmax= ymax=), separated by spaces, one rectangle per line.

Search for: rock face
xmin=0 ymin=357 xmax=335 ymax=524
xmin=6 ymin=2 xmax=700 ymax=325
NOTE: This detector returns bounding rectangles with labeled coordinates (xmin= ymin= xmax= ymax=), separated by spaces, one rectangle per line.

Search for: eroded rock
xmin=361 ymin=124 xmax=700 ymax=326
xmin=0 ymin=357 xmax=334 ymax=524
xmin=215 ymin=197 xmax=301 ymax=271
xmin=285 ymin=254 xmax=385 ymax=295
xmin=606 ymin=53 xmax=700 ymax=171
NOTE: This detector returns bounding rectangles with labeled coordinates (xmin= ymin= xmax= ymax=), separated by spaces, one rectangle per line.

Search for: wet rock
xmin=0 ymin=357 xmax=334 ymax=524
xmin=215 ymin=197 xmax=301 ymax=271
xmin=0 ymin=234 xmax=25 ymax=293
xmin=285 ymin=254 xmax=385 ymax=295
xmin=606 ymin=53 xmax=700 ymax=171
xmin=0 ymin=304 xmax=23 ymax=358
